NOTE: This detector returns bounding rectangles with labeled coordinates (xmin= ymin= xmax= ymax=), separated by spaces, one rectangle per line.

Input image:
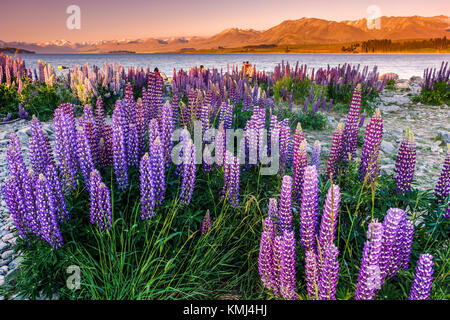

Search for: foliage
xmin=412 ymin=81 xmax=450 ymax=105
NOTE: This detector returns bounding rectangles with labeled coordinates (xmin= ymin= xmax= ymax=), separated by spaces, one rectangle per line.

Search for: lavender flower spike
xmin=278 ymin=175 xmax=293 ymax=233
xmin=305 ymin=250 xmax=319 ymax=300
xmin=341 ymin=84 xmax=362 ymax=162
xmin=310 ymin=140 xmax=321 ymax=171
xmin=318 ymin=184 xmax=341 ymax=253
xmin=394 ymin=128 xmax=416 ymax=195
xmin=355 ymin=221 xmax=384 ymax=300
xmin=318 ymin=243 xmax=340 ymax=300
xmin=201 ymin=210 xmax=211 ymax=236
xmin=279 ymin=230 xmax=297 ymax=300
xmin=180 ymin=139 xmax=196 ymax=205
xmin=140 ymin=153 xmax=156 ymax=220
xmin=359 ymin=108 xmax=383 ymax=183
xmin=434 ymin=144 xmax=449 ymax=201
xmin=300 ymin=166 xmax=319 ymax=252
xmin=89 ymin=169 xmax=113 ymax=230
xmin=326 ymin=123 xmax=344 ymax=180
xmin=409 ymin=254 xmax=434 ymax=300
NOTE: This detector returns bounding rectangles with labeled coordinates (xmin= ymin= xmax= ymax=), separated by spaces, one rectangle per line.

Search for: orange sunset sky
xmin=1 ymin=0 xmax=449 ymax=43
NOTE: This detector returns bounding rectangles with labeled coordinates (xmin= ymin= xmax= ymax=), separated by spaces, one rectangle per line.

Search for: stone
xmin=1 ymin=250 xmax=13 ymax=260
xmin=380 ymin=164 xmax=395 ymax=176
xmin=438 ymin=131 xmax=450 ymax=145
xmin=0 ymin=241 xmax=9 ymax=251
xmin=380 ymin=104 xmax=401 ymax=113
xmin=2 ymin=233 xmax=13 ymax=242
xmin=395 ymin=81 xmax=410 ymax=90
xmin=379 ymin=73 xmax=399 ymax=80
xmin=381 ymin=141 xmax=395 ymax=154
xmin=0 ymin=275 xmax=4 ymax=287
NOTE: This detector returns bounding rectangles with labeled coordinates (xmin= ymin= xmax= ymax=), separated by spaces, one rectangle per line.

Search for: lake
xmin=11 ymin=53 xmax=450 ymax=79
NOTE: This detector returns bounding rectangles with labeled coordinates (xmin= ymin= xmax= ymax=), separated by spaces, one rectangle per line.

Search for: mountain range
xmin=1 ymin=15 xmax=448 ymax=53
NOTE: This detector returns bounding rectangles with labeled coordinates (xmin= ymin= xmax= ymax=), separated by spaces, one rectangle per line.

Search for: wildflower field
xmin=0 ymin=54 xmax=449 ymax=300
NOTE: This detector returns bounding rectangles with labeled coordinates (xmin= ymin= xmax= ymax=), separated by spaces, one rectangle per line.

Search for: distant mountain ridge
xmin=1 ymin=15 xmax=448 ymax=53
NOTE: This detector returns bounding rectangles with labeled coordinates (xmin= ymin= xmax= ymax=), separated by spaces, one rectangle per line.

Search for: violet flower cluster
xmin=326 ymin=123 xmax=344 ymax=180
xmin=222 ymin=151 xmax=240 ymax=208
xmin=393 ymin=128 xmax=416 ymax=194
xmin=409 ymin=254 xmax=434 ymax=300
xmin=89 ymin=169 xmax=113 ymax=230
xmin=341 ymin=85 xmax=362 ymax=162
xmin=359 ymin=108 xmax=383 ymax=183
xmin=434 ymin=144 xmax=449 ymax=202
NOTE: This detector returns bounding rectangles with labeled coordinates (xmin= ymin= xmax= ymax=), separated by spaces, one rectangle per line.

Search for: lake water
xmin=12 ymin=53 xmax=450 ymax=79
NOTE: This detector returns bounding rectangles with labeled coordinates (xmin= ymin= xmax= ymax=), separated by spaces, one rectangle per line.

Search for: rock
xmin=380 ymin=104 xmax=401 ymax=113
xmin=380 ymin=164 xmax=395 ymax=176
xmin=9 ymin=256 xmax=23 ymax=268
xmin=1 ymin=250 xmax=13 ymax=260
xmin=2 ymin=233 xmax=13 ymax=242
xmin=0 ymin=241 xmax=9 ymax=251
xmin=395 ymin=81 xmax=410 ymax=90
xmin=0 ymin=266 xmax=8 ymax=275
xmin=381 ymin=95 xmax=411 ymax=106
xmin=438 ymin=131 xmax=450 ymax=145
xmin=379 ymin=73 xmax=399 ymax=80
xmin=0 ymin=275 xmax=4 ymax=286
xmin=381 ymin=141 xmax=395 ymax=154
xmin=409 ymin=76 xmax=422 ymax=83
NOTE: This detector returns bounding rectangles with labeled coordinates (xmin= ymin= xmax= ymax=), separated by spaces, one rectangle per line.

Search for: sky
xmin=1 ymin=0 xmax=449 ymax=43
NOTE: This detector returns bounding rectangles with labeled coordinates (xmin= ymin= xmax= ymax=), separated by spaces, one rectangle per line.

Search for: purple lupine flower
xmin=318 ymin=243 xmax=339 ymax=300
xmin=318 ymin=185 xmax=341 ymax=253
xmin=293 ymin=141 xmax=307 ymax=203
xmin=279 ymin=230 xmax=297 ymax=300
xmin=305 ymin=250 xmax=319 ymax=300
xmin=222 ymin=151 xmax=240 ymax=207
xmin=3 ymin=134 xmax=29 ymax=238
xmin=215 ymin=122 xmax=226 ymax=167
xmin=310 ymin=140 xmax=321 ymax=171
xmin=112 ymin=107 xmax=129 ymax=190
xmin=99 ymin=124 xmax=113 ymax=167
xmin=95 ymin=97 xmax=105 ymax=139
xmin=158 ymin=101 xmax=175 ymax=165
xmin=81 ymin=105 xmax=100 ymax=163
xmin=76 ymin=127 xmax=95 ymax=189
xmin=401 ymin=220 xmax=415 ymax=270
xmin=278 ymin=122 xmax=291 ymax=173
xmin=292 ymin=122 xmax=305 ymax=157
xmin=359 ymin=108 xmax=383 ymax=183
xmin=202 ymin=143 xmax=213 ymax=173
xmin=259 ymin=229 xmax=272 ymax=290
xmin=89 ymin=169 xmax=113 ymax=230
xmin=268 ymin=198 xmax=278 ymax=218
xmin=341 ymin=85 xmax=362 ymax=162
xmin=180 ymin=139 xmax=196 ymax=204
xmin=326 ymin=123 xmax=344 ymax=180
xmin=300 ymin=166 xmax=319 ymax=252
xmin=379 ymin=208 xmax=406 ymax=284
xmin=140 ymin=153 xmax=156 ymax=220
xmin=53 ymin=106 xmax=78 ymax=191
xmin=29 ymin=116 xmax=54 ymax=174
xmin=394 ymin=128 xmax=416 ymax=194
xmin=434 ymin=144 xmax=449 ymax=201
xmin=44 ymin=163 xmax=68 ymax=222
xmin=278 ymin=175 xmax=293 ymax=233
xmin=150 ymin=137 xmax=166 ymax=205
xmin=35 ymin=173 xmax=63 ymax=249
xmin=1 ymin=177 xmax=28 ymax=239
xmin=409 ymin=254 xmax=434 ymax=300
xmin=355 ymin=221 xmax=384 ymax=300
xmin=201 ymin=210 xmax=211 ymax=236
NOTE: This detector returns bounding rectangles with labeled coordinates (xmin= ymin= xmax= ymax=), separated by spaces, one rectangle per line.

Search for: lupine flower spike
xmin=394 ymin=128 xmax=416 ymax=194
xmin=409 ymin=254 xmax=434 ymax=300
